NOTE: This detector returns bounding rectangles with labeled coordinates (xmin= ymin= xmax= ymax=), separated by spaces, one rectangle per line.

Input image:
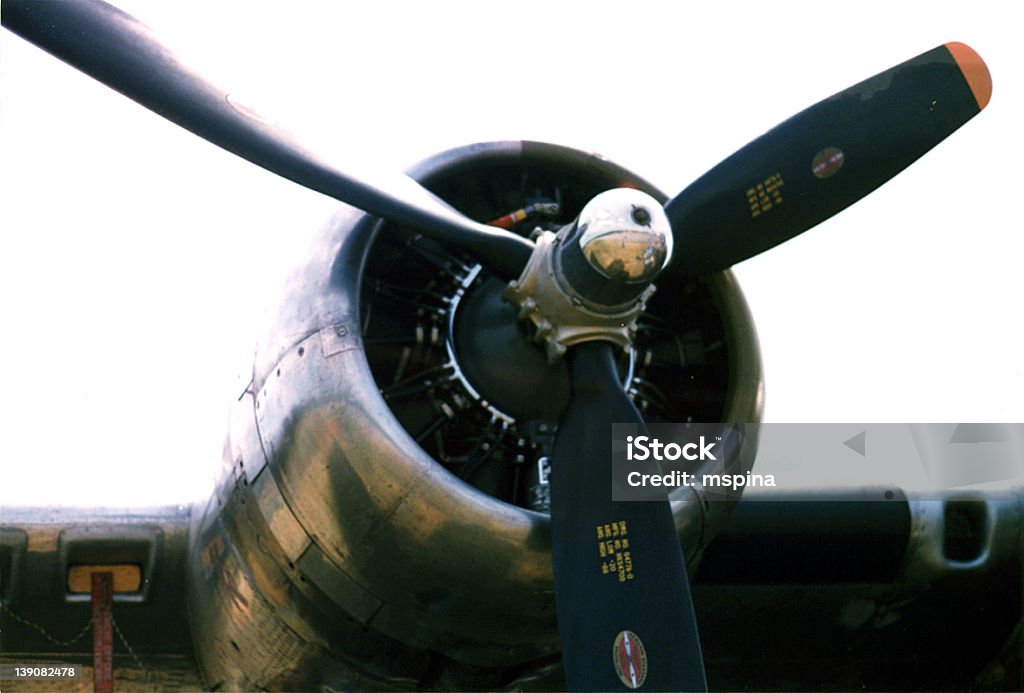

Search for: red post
xmin=91 ymin=571 xmax=114 ymax=693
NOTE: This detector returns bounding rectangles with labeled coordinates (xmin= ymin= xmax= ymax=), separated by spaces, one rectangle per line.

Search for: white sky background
xmin=0 ymin=1 xmax=1021 ymax=505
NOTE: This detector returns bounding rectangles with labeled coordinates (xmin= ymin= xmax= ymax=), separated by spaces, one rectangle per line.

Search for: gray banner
xmin=610 ymin=423 xmax=1024 ymax=501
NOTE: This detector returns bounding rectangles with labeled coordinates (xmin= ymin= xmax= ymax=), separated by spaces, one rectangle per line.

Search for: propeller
xmin=550 ymin=341 xmax=705 ymax=691
xmin=0 ymin=0 xmax=533 ymax=279
xmin=664 ymin=41 xmax=992 ymax=276
xmin=3 ymin=2 xmax=991 ymax=690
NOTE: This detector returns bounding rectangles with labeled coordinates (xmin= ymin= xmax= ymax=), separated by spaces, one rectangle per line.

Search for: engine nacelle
xmin=186 ymin=141 xmax=764 ymax=690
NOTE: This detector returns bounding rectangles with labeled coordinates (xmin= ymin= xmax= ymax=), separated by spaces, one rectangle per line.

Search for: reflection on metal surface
xmin=177 ymin=141 xmax=762 ymax=689
xmin=578 ymin=189 xmax=673 ymax=283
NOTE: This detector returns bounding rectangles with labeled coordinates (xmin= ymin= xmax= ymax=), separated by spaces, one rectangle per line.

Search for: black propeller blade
xmin=550 ymin=342 xmax=705 ymax=691
xmin=664 ymin=42 xmax=991 ymax=276
xmin=0 ymin=0 xmax=533 ymax=279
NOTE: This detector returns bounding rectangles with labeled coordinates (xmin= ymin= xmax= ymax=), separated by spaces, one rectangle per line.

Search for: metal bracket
xmin=502 ymin=230 xmax=654 ymax=364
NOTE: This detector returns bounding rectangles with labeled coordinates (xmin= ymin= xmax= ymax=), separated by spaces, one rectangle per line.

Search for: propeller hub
xmin=576 ymin=188 xmax=673 ymax=284
xmin=502 ymin=188 xmax=667 ymax=363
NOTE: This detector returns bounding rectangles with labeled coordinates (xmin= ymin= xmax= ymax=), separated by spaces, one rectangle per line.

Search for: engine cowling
xmin=186 ymin=141 xmax=763 ymax=690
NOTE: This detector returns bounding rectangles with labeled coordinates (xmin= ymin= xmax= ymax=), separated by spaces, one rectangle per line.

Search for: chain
xmin=110 ymin=611 xmax=146 ymax=673
xmin=2 ymin=600 xmax=150 ymax=681
xmin=0 ymin=601 xmax=91 ymax=647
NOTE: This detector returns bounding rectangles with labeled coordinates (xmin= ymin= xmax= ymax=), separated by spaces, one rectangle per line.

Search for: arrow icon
xmin=843 ymin=430 xmax=867 ymax=457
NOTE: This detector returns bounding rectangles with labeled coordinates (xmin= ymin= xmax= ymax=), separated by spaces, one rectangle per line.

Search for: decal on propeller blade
xmin=812 ymin=147 xmax=845 ymax=179
xmin=746 ymin=173 xmax=785 ymax=217
xmin=597 ymin=521 xmax=634 ymax=582
xmin=613 ymin=630 xmax=648 ymax=689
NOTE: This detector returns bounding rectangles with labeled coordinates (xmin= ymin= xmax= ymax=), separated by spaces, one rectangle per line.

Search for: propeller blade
xmin=550 ymin=341 xmax=706 ymax=691
xmin=1 ymin=0 xmax=533 ymax=278
xmin=664 ymin=42 xmax=991 ymax=276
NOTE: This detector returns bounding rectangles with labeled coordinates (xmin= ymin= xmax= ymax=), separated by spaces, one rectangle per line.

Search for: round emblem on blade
xmin=612 ymin=630 xmax=648 ymax=689
xmin=812 ymin=146 xmax=845 ymax=179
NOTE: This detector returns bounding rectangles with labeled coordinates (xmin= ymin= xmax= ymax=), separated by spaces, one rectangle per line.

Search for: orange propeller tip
xmin=945 ymin=41 xmax=992 ymax=110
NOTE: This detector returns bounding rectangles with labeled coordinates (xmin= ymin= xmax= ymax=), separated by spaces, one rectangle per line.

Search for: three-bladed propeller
xmin=3 ymin=2 xmax=991 ymax=690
